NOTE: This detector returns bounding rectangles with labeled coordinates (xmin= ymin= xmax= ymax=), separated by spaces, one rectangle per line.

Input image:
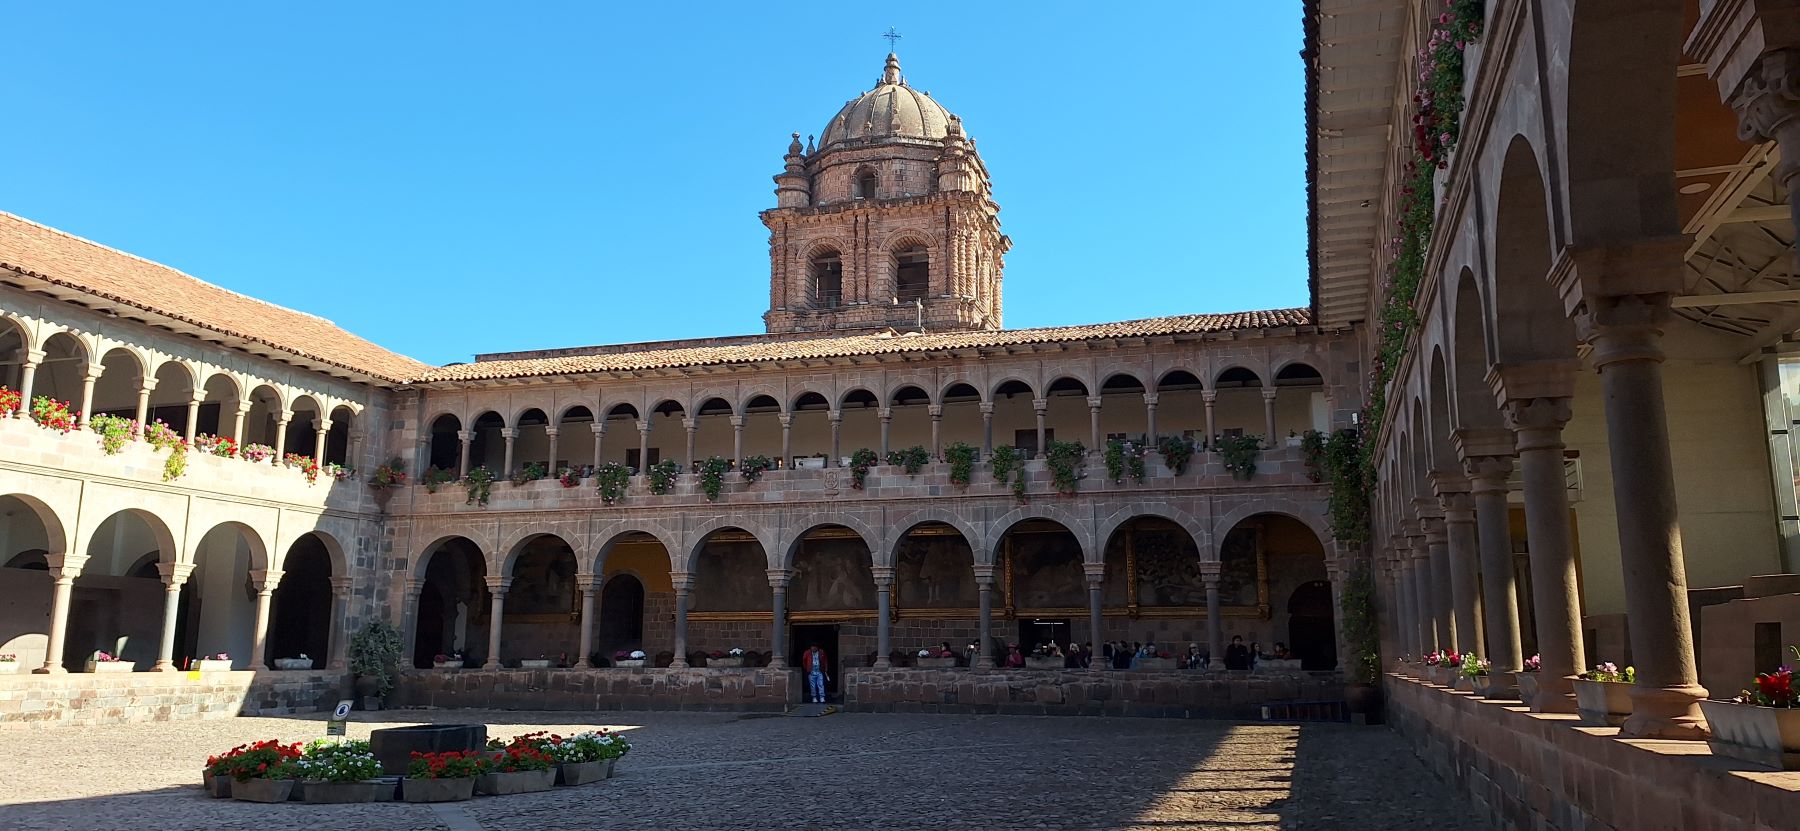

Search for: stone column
xmin=973 ymin=564 xmax=996 ymax=668
xmin=872 ymin=566 xmax=894 ymax=668
xmin=133 ymin=377 xmax=156 ymax=435
xmin=400 ymin=578 xmax=423 ymax=667
xmin=151 ymin=561 xmax=193 ymax=672
xmin=248 ymin=569 xmax=282 ymax=670
xmin=1086 ymin=396 xmax=1103 ymax=451
xmin=1202 ymin=563 xmax=1224 ymax=670
xmin=1459 ymin=437 xmax=1524 ymax=674
xmin=232 ymin=401 xmax=250 ymax=449
xmin=500 ymin=427 xmax=518 ymax=476
xmin=670 ymin=574 xmax=692 ymax=668
xmin=576 ymin=575 xmax=599 ymax=668
xmin=1261 ymin=388 xmax=1279 ymax=443
xmin=314 ymin=420 xmax=332 ymax=467
xmin=1435 ymin=477 xmax=1484 ymax=658
xmin=1727 ymin=48 xmax=1800 ymax=247
xmin=730 ymin=416 xmax=745 ymax=465
xmin=779 ymin=414 xmax=792 ymax=467
xmin=38 ymin=554 xmax=89 ymax=673
xmin=1391 ymin=547 xmax=1417 ymax=659
xmin=1582 ymin=294 xmax=1710 ymax=738
xmin=1084 ymin=563 xmax=1104 ymax=659
xmin=181 ymin=392 xmax=204 ymax=444
xmin=1409 ymin=542 xmax=1437 ymax=655
xmin=77 ymin=363 xmax=101 ymax=428
xmin=13 ymin=350 xmax=42 ymax=418
xmin=929 ymin=404 xmax=944 ymax=457
xmin=1497 ymin=367 xmax=1584 ymax=713
xmin=827 ymin=411 xmax=841 ymax=466
xmin=684 ymin=418 xmax=698 ymax=469
xmin=637 ymin=424 xmax=651 ymax=473
xmin=457 ymin=429 xmax=473 ymax=476
xmin=545 ymin=426 xmax=560 ymax=473
xmin=1032 ymin=398 xmax=1048 ymax=457
xmin=591 ymin=421 xmax=605 ymax=469
xmin=876 ymin=408 xmax=892 ymax=458
xmin=483 ymin=576 xmax=510 ymax=669
xmin=1420 ymin=510 xmax=1455 ymax=652
xmin=978 ymin=402 xmax=994 ymax=455
xmin=327 ymin=576 xmax=352 ymax=670
xmin=1201 ymin=390 xmax=1217 ymax=447
xmin=1144 ymin=393 xmax=1159 ymax=439
xmin=768 ymin=569 xmax=790 ymax=668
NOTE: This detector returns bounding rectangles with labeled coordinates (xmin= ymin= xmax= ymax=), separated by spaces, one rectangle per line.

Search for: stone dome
xmin=819 ymin=54 xmax=956 ymax=149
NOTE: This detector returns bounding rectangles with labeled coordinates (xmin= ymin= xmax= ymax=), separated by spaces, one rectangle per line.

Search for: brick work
xmin=1385 ymin=674 xmax=1800 ymax=830
xmin=845 ymin=668 xmax=1342 ymax=719
xmin=393 ymin=668 xmax=792 ymax=712
xmin=0 ymin=671 xmax=346 ymax=728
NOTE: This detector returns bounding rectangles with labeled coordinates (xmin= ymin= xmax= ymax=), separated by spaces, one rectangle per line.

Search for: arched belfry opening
xmin=810 ymin=250 xmax=843 ymax=309
xmin=894 ymin=244 xmax=929 ymax=302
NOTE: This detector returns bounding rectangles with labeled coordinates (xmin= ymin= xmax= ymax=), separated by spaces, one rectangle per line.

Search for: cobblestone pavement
xmin=0 ymin=710 xmax=1473 ymax=830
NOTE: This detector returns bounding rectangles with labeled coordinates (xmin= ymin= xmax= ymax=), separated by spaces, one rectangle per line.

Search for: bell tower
xmin=762 ymin=54 xmax=1009 ymax=335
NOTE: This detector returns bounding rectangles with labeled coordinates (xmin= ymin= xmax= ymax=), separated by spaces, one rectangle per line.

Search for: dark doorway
xmin=790 ymin=623 xmax=841 ymax=701
xmin=414 ymin=587 xmax=447 ymax=668
xmin=598 ymin=574 xmax=646 ymax=661
xmin=1017 ymin=618 xmax=1070 ymax=655
xmin=1288 ymin=580 xmax=1337 ymax=671
xmin=270 ymin=536 xmax=332 ymax=669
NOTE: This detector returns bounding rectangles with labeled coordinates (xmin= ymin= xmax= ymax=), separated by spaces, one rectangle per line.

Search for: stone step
xmin=788 ymin=702 xmax=838 ymax=718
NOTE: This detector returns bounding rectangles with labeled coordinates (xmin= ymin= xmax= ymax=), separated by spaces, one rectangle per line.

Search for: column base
xmin=152 ymin=661 xmax=180 ymax=672
xmin=32 ymin=665 xmax=68 ymax=675
xmin=1529 ymin=674 xmax=1579 ymax=714
xmin=768 ymin=658 xmax=787 ymax=669
xmin=975 ymin=658 xmax=994 ymax=669
xmin=872 ymin=658 xmax=891 ymax=669
xmin=671 ymin=660 xmax=689 ymax=669
xmin=575 ymin=661 xmax=593 ymax=669
xmin=481 ymin=661 xmax=502 ymax=670
xmin=1620 ymin=683 xmax=1713 ymax=741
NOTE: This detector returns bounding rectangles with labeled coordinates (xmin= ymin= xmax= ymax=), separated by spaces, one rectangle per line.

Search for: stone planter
xmin=706 ymin=656 xmax=745 ymax=668
xmin=83 ymin=659 xmax=134 ymax=673
xmin=273 ymin=658 xmax=313 ymax=671
xmin=557 ymin=760 xmax=608 ymax=786
xmin=402 ymin=777 xmax=476 ymax=803
xmin=476 ymin=768 xmax=556 ymax=795
xmin=1700 ymin=700 xmax=1800 ymax=770
xmin=914 ymin=656 xmax=956 ymax=669
xmin=605 ymin=758 xmax=618 ymax=778
xmin=0 ymin=661 xmax=20 ymax=673
xmin=189 ymin=659 xmax=233 ymax=672
xmin=203 ymin=772 xmax=232 ymax=799
xmin=518 ymin=659 xmax=553 ymax=669
xmin=794 ymin=457 xmax=826 ymax=470
xmin=1023 ymin=657 xmax=1065 ymax=670
xmin=1470 ymin=674 xmax=1517 ymax=700
xmin=302 ymin=781 xmax=382 ymax=803
xmin=432 ymin=662 xmax=462 ymax=670
xmin=1516 ymin=672 xmax=1541 ymax=705
xmin=1572 ymin=678 xmax=1634 ymax=727
xmin=231 ymin=778 xmax=295 ymax=803
xmin=613 ymin=659 xmax=646 ymax=668
xmin=1134 ymin=657 xmax=1175 ymax=670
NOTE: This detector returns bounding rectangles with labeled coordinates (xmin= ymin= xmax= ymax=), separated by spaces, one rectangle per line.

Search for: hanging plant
xmin=1301 ymin=430 xmax=1327 ymax=483
xmin=463 ymin=465 xmax=494 ymax=505
xmin=1324 ymin=429 xmax=1372 ymax=547
xmin=739 ymin=454 xmax=774 ymax=484
xmin=284 ymin=452 xmax=321 ymax=485
xmin=28 ymin=396 xmax=78 ymax=433
xmin=1104 ymin=437 xmax=1147 ymax=485
xmin=162 ymin=442 xmax=189 ymax=482
xmin=849 ymin=448 xmax=880 ymax=489
xmin=511 ymin=461 xmax=547 ymax=486
xmin=1340 ymin=561 xmax=1382 ymax=684
xmin=646 ymin=459 xmax=681 ymax=495
xmin=1156 ymin=434 xmax=1195 ymax=476
xmin=989 ymin=445 xmax=1026 ymax=502
xmin=884 ymin=445 xmax=930 ymax=476
xmin=595 ymin=462 xmax=632 ymax=504
xmin=370 ymin=457 xmax=408 ymax=489
xmin=422 ymin=466 xmax=455 ymax=493
xmin=944 ymin=442 xmax=977 ymax=490
xmin=698 ymin=456 xmax=731 ymax=501
xmin=1045 ymin=440 xmax=1086 ymax=495
xmin=88 ymin=414 xmax=134 ymax=455
xmin=1216 ymin=435 xmax=1262 ymax=481
xmin=557 ymin=467 xmax=582 ymax=488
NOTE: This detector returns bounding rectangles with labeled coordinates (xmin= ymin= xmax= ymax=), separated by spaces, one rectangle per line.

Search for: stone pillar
xmin=272 ymin=415 xmax=294 ymax=462
xmin=38 ymin=554 xmax=89 ymax=673
xmin=1032 ymin=398 xmax=1048 ymax=457
xmin=400 ymin=578 xmax=423 ymax=667
xmin=1582 ymin=294 xmax=1710 ymax=738
xmin=1086 ymin=396 xmax=1103 ymax=451
xmin=1725 ymin=48 xmax=1800 ymax=248
xmin=876 ymin=408 xmax=892 ymax=458
xmin=768 ymin=569 xmax=790 ymax=668
xmin=545 ymin=426 xmax=560 ymax=473
xmin=684 ymin=418 xmax=698 ymax=469
xmin=827 ymin=411 xmax=841 ymax=466
xmin=327 ymin=576 xmax=352 ymax=670
xmin=500 ymin=427 xmax=518 ymax=475
xmin=637 ymin=424 xmax=651 ymax=474
xmin=457 ymin=429 xmax=473 ymax=477
xmin=1409 ymin=543 xmax=1437 ymax=655
xmin=1144 ymin=393 xmax=1159 ymax=440
xmin=1497 ymin=368 xmax=1584 ymax=713
xmin=1261 ymin=388 xmax=1279 ymax=443
xmin=1084 ymin=563 xmax=1104 ymax=659
xmin=232 ymin=401 xmax=250 ymax=449
xmin=1202 ymin=563 xmax=1224 ymax=670
xmin=872 ymin=566 xmax=894 ymax=668
xmin=77 ymin=364 xmax=101 ymax=428
xmin=134 ymin=377 xmax=156 ymax=435
xmin=1459 ymin=438 xmax=1524 ymax=674
xmin=314 ymin=420 xmax=332 ymax=467
xmin=730 ymin=416 xmax=745 ymax=465
xmin=483 ymin=576 xmax=510 ymax=669
xmin=13 ymin=350 xmax=42 ymax=418
xmin=248 ymin=569 xmax=282 ymax=670
xmin=576 ymin=575 xmax=599 ymax=668
xmin=1201 ymin=390 xmax=1217 ymax=447
xmin=929 ymin=404 xmax=944 ymax=457
xmin=978 ymin=402 xmax=994 ymax=455
xmin=973 ymin=564 xmax=996 ymax=668
xmin=1435 ymin=478 xmax=1484 ymax=658
xmin=591 ymin=421 xmax=606 ymax=469
xmin=151 ymin=562 xmax=193 ymax=672
xmin=779 ymin=414 xmax=793 ymax=467
xmin=182 ymin=393 xmax=202 ymax=444
xmin=1392 ymin=548 xmax=1418 ymax=659
xmin=1420 ymin=511 xmax=1455 ymax=652
xmin=671 ymin=574 xmax=692 ymax=668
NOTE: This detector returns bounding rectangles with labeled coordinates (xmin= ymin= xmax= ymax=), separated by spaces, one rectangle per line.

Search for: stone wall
xmin=845 ymin=668 xmax=1342 ymax=719
xmin=0 ymin=670 xmax=346 ymax=728
xmin=393 ymin=667 xmax=791 ymax=712
xmin=1385 ymin=673 xmax=1799 ymax=830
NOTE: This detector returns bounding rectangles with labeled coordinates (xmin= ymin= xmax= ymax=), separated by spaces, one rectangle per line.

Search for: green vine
xmin=698 ymin=456 xmax=731 ymax=501
xmin=1104 ymin=437 xmax=1147 ymax=485
xmin=1323 ymin=429 xmax=1371 ymax=547
xmin=464 ymin=466 xmax=494 ymax=506
xmin=1300 ymin=429 xmax=1327 ymax=483
xmin=510 ymin=461 xmax=546 ymax=486
xmin=944 ymin=442 xmax=977 ymax=490
xmin=423 ymin=466 xmax=455 ymax=493
xmin=989 ymin=445 xmax=1026 ymax=502
xmin=595 ymin=461 xmax=632 ymax=504
xmin=1340 ymin=561 xmax=1381 ymax=684
xmin=1216 ymin=435 xmax=1262 ymax=481
xmin=647 ymin=459 xmax=681 ymax=495
xmin=849 ymin=448 xmax=880 ymax=489
xmin=885 ymin=445 xmax=930 ymax=476
xmin=738 ymin=454 xmax=774 ymax=484
xmin=1045 ymin=440 xmax=1086 ymax=495
xmin=1156 ymin=434 xmax=1195 ymax=476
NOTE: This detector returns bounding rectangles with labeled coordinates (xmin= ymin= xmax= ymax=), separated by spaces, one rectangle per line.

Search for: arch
xmin=500 ymin=530 xmax=579 ymax=577
xmin=1426 ymin=349 xmax=1457 ymax=474
xmin=605 ymin=402 xmax=641 ymax=420
xmin=684 ymin=521 xmax=778 ymax=572
xmin=1100 ymin=515 xmax=1208 ymax=609
xmin=513 ymin=406 xmax=549 ymax=430
xmin=891 ymin=240 xmax=930 ymax=302
xmin=554 ymin=404 xmax=596 ymax=470
xmin=989 ymin=507 xmax=1092 ymax=563
xmin=941 ymin=381 xmax=983 ymax=403
xmin=1154 ymin=368 xmax=1202 ymax=391
xmin=286 ymin=394 xmax=327 ymax=458
xmin=596 ymin=573 xmax=647 ymax=659
xmin=555 ymin=402 xmax=596 ymax=424
xmin=90 ymin=346 xmax=148 ymax=419
xmin=594 ymin=526 xmax=680 ymax=575
xmin=1214 ymin=366 xmax=1263 ymax=388
xmin=279 ymin=527 xmax=348 ymax=575
xmin=269 ymin=532 xmax=335 ymax=669
xmin=411 ymin=532 xmax=497 ymax=579
xmin=838 ymin=387 xmax=878 ymax=410
xmin=81 ymin=508 xmax=179 ymax=577
xmin=993 ymin=516 xmax=1087 ymax=611
xmin=688 ymin=525 xmax=772 ymax=614
xmin=0 ymin=492 xmax=69 ymax=556
xmin=426 ymin=413 xmax=463 ymax=473
xmin=35 ymin=331 xmax=90 ymax=405
xmin=1449 ymin=268 xmax=1502 ymax=429
xmin=1094 ymin=504 xmax=1208 ymax=561
xmin=991 ymin=378 xmax=1036 ymax=400
xmin=468 ymin=410 xmax=506 ymax=471
xmin=892 ymin=520 xmax=977 ymax=610
xmin=0 ymin=316 xmax=29 ymax=395
xmin=1213 ymin=511 xmax=1328 ymax=661
xmin=1273 ymin=363 xmax=1322 ymax=385
xmin=808 ymin=247 xmax=844 ymax=308
xmin=695 ymin=396 xmax=734 ymax=417
xmin=1210 ymin=502 xmax=1330 ymax=548
xmin=790 ymin=390 xmax=831 ymax=412
xmin=853 ymin=167 xmax=879 ymax=200
xmin=1045 ymin=376 xmax=1089 ymax=397
xmin=884 ymin=510 xmax=985 ymax=566
xmin=412 ymin=534 xmax=489 ymax=667
xmin=781 ymin=518 xmax=879 ymax=569
xmin=888 ymin=384 xmax=931 ymax=407
xmin=186 ymin=520 xmax=271 ymax=572
xmin=742 ymin=392 xmax=782 ymax=413
xmin=1491 ymin=135 xmax=1577 ymax=363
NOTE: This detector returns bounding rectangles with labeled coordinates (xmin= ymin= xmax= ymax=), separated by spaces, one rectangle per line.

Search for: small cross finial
xmin=882 ymin=26 xmax=902 ymax=53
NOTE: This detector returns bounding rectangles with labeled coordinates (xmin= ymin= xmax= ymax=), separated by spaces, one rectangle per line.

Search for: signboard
xmin=326 ymin=698 xmax=353 ymax=737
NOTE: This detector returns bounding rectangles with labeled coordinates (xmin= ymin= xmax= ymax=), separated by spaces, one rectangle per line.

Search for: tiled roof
xmin=418 ymin=309 xmax=1312 ymax=383
xmin=0 ymin=211 xmax=429 ymax=383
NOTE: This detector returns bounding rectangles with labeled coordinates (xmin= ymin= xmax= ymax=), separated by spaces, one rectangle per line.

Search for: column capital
xmin=1427 ymin=469 xmax=1470 ymax=497
xmin=1438 ymin=490 xmax=1476 ymax=524
xmin=1086 ymin=396 xmax=1103 ymax=410
xmin=1726 ymin=47 xmax=1800 ymax=160
xmin=682 ymin=418 xmax=698 ymax=430
xmin=729 ymin=415 xmax=746 ymax=428
xmin=1572 ymin=292 xmax=1674 ymax=369
xmin=1082 ymin=562 xmax=1105 ymax=584
xmin=484 ymin=575 xmax=512 ymax=594
xmin=825 ymin=410 xmax=841 ymax=424
xmin=276 ymin=414 xmax=293 ymax=426
xmin=777 ymin=414 xmax=793 ymax=428
xmin=1420 ymin=515 xmax=1447 ymax=545
xmin=248 ymin=569 xmax=283 ymax=593
xmin=1031 ymin=398 xmax=1048 ymax=413
xmin=870 ymin=565 xmax=895 ymax=587
xmin=154 ymin=560 xmax=191 ymax=586
xmin=638 ymin=422 xmax=653 ymax=434
xmin=591 ymin=421 xmax=606 ymax=435
xmin=670 ymin=572 xmax=695 ymax=592
xmin=928 ymin=404 xmax=945 ymax=418
xmin=183 ymin=390 xmax=206 ymax=405
xmin=237 ymin=400 xmax=255 ymax=415
xmin=1198 ymin=560 xmax=1223 ymax=579
xmin=82 ymin=363 xmax=105 ymax=381
xmin=329 ymin=575 xmax=353 ymax=594
xmin=1261 ymin=387 xmax=1278 ymax=401
xmin=971 ymin=564 xmax=997 ymax=584
xmin=765 ymin=568 xmax=792 ymax=589
xmin=976 ymin=402 xmax=992 ymax=416
xmin=1142 ymin=393 xmax=1160 ymax=407
xmin=1201 ymin=389 xmax=1217 ymax=404
xmin=576 ymin=573 xmax=602 ymax=593
xmin=404 ymin=577 xmax=424 ymax=596
xmin=1487 ymin=360 xmax=1577 ymax=410
xmin=499 ymin=427 xmax=518 ymax=439
xmin=1501 ymin=397 xmax=1573 ymax=452
xmin=316 ymin=419 xmax=333 ymax=434
xmin=456 ymin=429 xmax=473 ymax=441
xmin=135 ymin=375 xmax=159 ymax=393
xmin=1410 ymin=496 xmax=1443 ymax=523
xmin=22 ymin=349 xmax=45 ymax=365
xmin=543 ymin=426 xmax=559 ymax=437
xmin=876 ymin=408 xmax=892 ymax=421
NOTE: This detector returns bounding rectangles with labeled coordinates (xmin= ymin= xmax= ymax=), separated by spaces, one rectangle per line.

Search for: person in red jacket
xmin=801 ymin=643 xmax=829 ymax=703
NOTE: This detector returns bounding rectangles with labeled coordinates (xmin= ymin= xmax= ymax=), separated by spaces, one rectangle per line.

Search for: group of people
xmin=999 ymin=641 xmax=1094 ymax=668
xmin=1221 ymin=636 xmax=1291 ymax=671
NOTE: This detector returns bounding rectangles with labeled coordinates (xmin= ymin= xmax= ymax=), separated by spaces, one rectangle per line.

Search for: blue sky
xmin=5 ymin=3 xmax=1308 ymax=366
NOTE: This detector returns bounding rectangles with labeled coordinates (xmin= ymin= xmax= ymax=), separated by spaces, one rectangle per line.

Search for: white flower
xmin=629 ymin=650 xmax=646 ymax=659
xmin=917 ymin=649 xmax=931 ymax=658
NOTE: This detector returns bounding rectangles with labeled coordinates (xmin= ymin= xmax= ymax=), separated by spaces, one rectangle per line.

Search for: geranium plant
xmin=194 ymin=433 xmax=237 ymax=458
xmin=510 ymin=461 xmax=546 ymax=486
xmin=1156 ymin=434 xmax=1195 ymax=476
xmin=92 ymin=651 xmax=123 ymax=663
xmin=1581 ymin=662 xmax=1634 ymax=683
xmin=1459 ymin=655 xmax=1490 ymax=679
xmin=88 ymin=413 xmax=134 ymax=454
xmin=28 ymin=396 xmax=78 ymax=433
xmin=885 ymin=445 xmax=930 ymax=476
xmin=325 ymin=463 xmax=354 ymax=481
xmin=370 ymin=457 xmax=408 ymax=489
xmin=1216 ymin=434 xmax=1262 ymax=480
xmin=491 ymin=745 xmax=554 ymax=773
xmin=557 ymin=466 xmax=581 ymax=488
xmin=241 ymin=443 xmax=276 ymax=464
xmin=1523 ymin=653 xmax=1540 ymax=673
xmin=463 ymin=465 xmax=494 ymax=505
xmin=407 ymin=750 xmax=491 ymax=780
xmin=1732 ymin=646 xmax=1798 ymax=707
xmin=595 ymin=462 xmax=632 ymax=504
xmin=0 ymin=386 xmax=19 ymax=415
xmin=848 ymin=447 xmax=879 ymax=489
xmin=1105 ymin=437 xmax=1148 ymax=485
xmin=698 ymin=456 xmax=731 ymax=501
xmin=284 ymin=452 xmax=321 ymax=484
xmin=210 ymin=740 xmax=302 ymax=781
xmin=422 ymin=465 xmax=455 ymax=493
xmin=738 ymin=454 xmax=774 ymax=484
xmin=646 ymin=459 xmax=680 ymax=495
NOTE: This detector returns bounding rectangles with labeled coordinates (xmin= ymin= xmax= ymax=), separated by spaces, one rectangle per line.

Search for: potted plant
xmin=557 ymin=466 xmax=582 ymax=488
xmin=1572 ymin=662 xmax=1636 ymax=727
xmin=403 ymin=750 xmax=489 ymax=803
xmin=432 ymin=652 xmax=464 ymax=670
xmin=422 ymin=466 xmax=455 ymax=493
xmin=594 ymin=728 xmax=631 ymax=777
xmin=1460 ymin=655 xmax=1498 ymax=696
xmin=274 ymin=653 xmax=313 ymax=671
xmin=204 ymin=744 xmax=252 ymax=798
xmin=350 ymin=620 xmax=403 ymax=710
xmin=1701 ymin=646 xmax=1800 ymax=769
xmin=915 ymin=647 xmax=957 ymax=669
xmin=708 ymin=647 xmax=745 ymax=668
xmin=476 ymin=745 xmax=556 ymax=795
xmin=613 ymin=650 xmax=646 ymax=668
xmin=1515 ymin=654 xmax=1541 ymax=703
xmin=221 ymin=740 xmax=303 ymax=803
xmin=241 ymin=442 xmax=275 ymax=463
xmin=189 ymin=652 xmax=232 ymax=672
xmin=84 ymin=651 xmax=133 ymax=673
xmin=511 ymin=461 xmax=547 ymax=486
xmin=519 ymin=655 xmax=553 ymax=669
xmin=539 ymin=731 xmax=615 ymax=785
xmin=294 ymin=739 xmax=384 ymax=803
xmin=0 ymin=653 xmax=18 ymax=674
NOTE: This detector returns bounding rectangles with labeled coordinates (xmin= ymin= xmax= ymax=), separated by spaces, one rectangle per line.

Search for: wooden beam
xmin=1673 ymin=289 xmax=1800 ymax=308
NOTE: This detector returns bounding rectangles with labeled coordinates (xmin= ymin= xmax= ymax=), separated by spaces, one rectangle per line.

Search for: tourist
xmin=800 ymin=643 xmax=829 ymax=704
xmin=939 ymin=641 xmax=954 ymax=658
xmin=1112 ymin=642 xmax=1132 ymax=670
xmin=1185 ymin=643 xmax=1204 ymax=669
xmin=1005 ymin=643 xmax=1024 ymax=668
xmin=1225 ymin=636 xmax=1252 ymax=671
xmin=1272 ymin=642 xmax=1291 ymax=660
xmin=1079 ymin=642 xmax=1093 ymax=668
xmin=1063 ymin=642 xmax=1081 ymax=669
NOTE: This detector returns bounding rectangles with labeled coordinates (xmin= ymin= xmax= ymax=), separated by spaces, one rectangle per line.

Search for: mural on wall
xmin=692 ymin=540 xmax=771 ymax=612
xmin=508 ymin=546 xmax=576 ymax=616
xmin=790 ymin=537 xmax=876 ymax=611
xmin=895 ymin=535 xmax=976 ymax=608
xmin=1135 ymin=528 xmax=1206 ymax=606
xmin=1008 ymin=531 xmax=1084 ymax=609
xmin=1218 ymin=526 xmax=1261 ymax=607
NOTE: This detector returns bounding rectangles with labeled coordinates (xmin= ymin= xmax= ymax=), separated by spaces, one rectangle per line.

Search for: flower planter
xmin=1023 ymin=657 xmax=1065 ymax=670
xmin=914 ymin=656 xmax=956 ymax=669
xmin=189 ymin=659 xmax=233 ymax=672
xmin=476 ymin=768 xmax=556 ymax=795
xmin=794 ymin=457 xmax=826 ymax=470
xmin=83 ymin=659 xmax=134 ymax=673
xmin=402 ymin=777 xmax=476 ymax=803
xmin=203 ymin=773 xmax=232 ymax=799
xmin=706 ymin=656 xmax=744 ymax=668
xmin=302 ymin=781 xmax=382 ymax=804
xmin=557 ymin=760 xmax=609 ymax=786
xmin=1470 ymin=674 xmax=1516 ymax=700
xmin=1516 ymin=672 xmax=1541 ymax=705
xmin=612 ymin=659 xmax=646 ymax=668
xmin=1699 ymin=700 xmax=1800 ymax=770
xmin=273 ymin=658 xmax=313 ymax=671
xmin=432 ymin=662 xmax=461 ymax=670
xmin=231 ymin=778 xmax=295 ymax=803
xmin=1133 ymin=657 xmax=1176 ymax=670
xmin=1572 ymin=678 xmax=1634 ymax=727
xmin=0 ymin=661 xmax=20 ymax=674
xmin=605 ymin=758 xmax=618 ymax=778
xmin=517 ymin=659 xmax=553 ymax=669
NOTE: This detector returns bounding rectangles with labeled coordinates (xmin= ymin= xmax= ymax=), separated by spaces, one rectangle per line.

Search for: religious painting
xmin=1134 ymin=528 xmax=1207 ymax=607
xmin=507 ymin=547 xmax=576 ymax=616
xmin=1007 ymin=531 xmax=1083 ymax=609
xmin=790 ymin=538 xmax=876 ymax=611
xmin=691 ymin=540 xmax=771 ymax=612
xmin=895 ymin=534 xmax=976 ymax=608
xmin=1218 ymin=526 xmax=1261 ymax=607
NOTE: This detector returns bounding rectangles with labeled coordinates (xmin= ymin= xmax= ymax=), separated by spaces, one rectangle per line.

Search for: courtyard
xmin=0 ymin=709 xmax=1465 ymax=830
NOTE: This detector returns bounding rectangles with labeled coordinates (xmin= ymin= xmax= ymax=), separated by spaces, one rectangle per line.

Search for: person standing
xmin=1225 ymin=636 xmax=1252 ymax=671
xmin=800 ymin=643 xmax=830 ymax=704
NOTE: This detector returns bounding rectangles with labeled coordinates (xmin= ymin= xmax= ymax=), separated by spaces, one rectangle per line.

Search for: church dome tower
xmin=763 ymin=53 xmax=1009 ymax=335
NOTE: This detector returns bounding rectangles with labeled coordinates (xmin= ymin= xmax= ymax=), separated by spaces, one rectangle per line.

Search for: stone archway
xmin=413 ymin=536 xmax=487 ymax=668
xmin=269 ymin=533 xmax=333 ymax=669
xmin=597 ymin=574 xmax=646 ymax=661
xmin=1287 ymin=580 xmax=1336 ymax=671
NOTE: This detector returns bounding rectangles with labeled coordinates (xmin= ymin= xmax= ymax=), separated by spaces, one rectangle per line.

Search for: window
xmin=810 ymin=252 xmax=843 ymax=309
xmin=856 ymin=171 xmax=878 ymax=199
xmin=895 ymin=245 xmax=928 ymax=302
